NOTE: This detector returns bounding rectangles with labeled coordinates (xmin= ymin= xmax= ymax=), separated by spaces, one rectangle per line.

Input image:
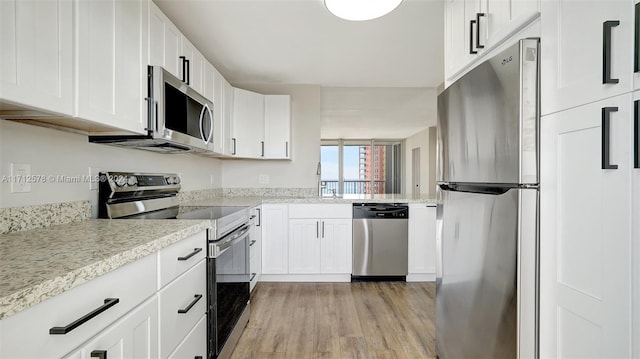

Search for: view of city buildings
xmin=359 ymin=146 xmax=386 ymax=194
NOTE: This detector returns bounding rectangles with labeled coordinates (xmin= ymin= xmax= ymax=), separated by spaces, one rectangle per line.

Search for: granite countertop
xmin=0 ymin=219 xmax=211 ymax=320
xmin=182 ymin=194 xmax=436 ymax=207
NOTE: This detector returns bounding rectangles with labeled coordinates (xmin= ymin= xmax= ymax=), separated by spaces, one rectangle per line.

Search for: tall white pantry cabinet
xmin=539 ymin=1 xmax=639 ymax=358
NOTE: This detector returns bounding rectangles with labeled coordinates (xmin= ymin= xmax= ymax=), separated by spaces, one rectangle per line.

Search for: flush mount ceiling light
xmin=325 ymin=0 xmax=403 ymax=21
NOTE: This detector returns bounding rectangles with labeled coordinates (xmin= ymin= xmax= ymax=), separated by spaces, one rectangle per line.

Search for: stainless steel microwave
xmin=89 ymin=66 xmax=214 ymax=153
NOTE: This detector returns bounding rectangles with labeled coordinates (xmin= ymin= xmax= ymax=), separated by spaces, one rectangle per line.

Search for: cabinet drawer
xmin=158 ymin=230 xmax=207 ymax=289
xmin=159 ymin=259 xmax=206 ymax=359
xmin=0 ymin=254 xmax=157 ymax=359
xmin=167 ymin=314 xmax=207 ymax=359
xmin=288 ymin=204 xmax=352 ymax=219
xmin=63 ymin=296 xmax=159 ymax=359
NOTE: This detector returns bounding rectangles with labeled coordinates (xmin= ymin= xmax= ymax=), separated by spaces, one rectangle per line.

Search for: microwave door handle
xmin=205 ymin=103 xmax=213 ymax=143
xmin=199 ymin=104 xmax=207 ymax=144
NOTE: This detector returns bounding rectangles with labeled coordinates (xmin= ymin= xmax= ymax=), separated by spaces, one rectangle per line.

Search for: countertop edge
xmin=0 ymin=220 xmax=211 ymax=320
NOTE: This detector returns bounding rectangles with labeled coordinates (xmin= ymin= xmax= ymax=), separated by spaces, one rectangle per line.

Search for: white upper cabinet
xmin=634 ymin=1 xmax=640 ymax=91
xmin=444 ymin=0 xmax=480 ymax=80
xmin=148 ymin=2 xmax=182 ymax=79
xmin=541 ymin=0 xmax=634 ymax=116
xmin=223 ymin=79 xmax=235 ymax=156
xmin=180 ymin=38 xmax=205 ymax=96
xmin=264 ymin=95 xmax=291 ymax=159
xmin=0 ymin=0 xmax=74 ymax=116
xmin=232 ymin=87 xmax=265 ymax=158
xmin=444 ymin=0 xmax=539 ymax=82
xmin=205 ymin=63 xmax=224 ymax=154
xmin=76 ymin=0 xmax=148 ymax=134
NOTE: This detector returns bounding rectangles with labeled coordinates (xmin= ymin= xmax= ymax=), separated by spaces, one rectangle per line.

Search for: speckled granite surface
xmin=222 ymin=188 xmax=316 ymax=197
xmin=0 ymin=201 xmax=91 ymax=234
xmin=0 ymin=219 xmax=211 ymax=319
xmin=182 ymin=194 xmax=436 ymax=207
xmin=177 ymin=188 xmax=223 ymax=203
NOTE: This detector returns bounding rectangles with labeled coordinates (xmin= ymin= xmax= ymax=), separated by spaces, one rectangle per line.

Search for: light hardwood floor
xmin=230 ymin=282 xmax=436 ymax=359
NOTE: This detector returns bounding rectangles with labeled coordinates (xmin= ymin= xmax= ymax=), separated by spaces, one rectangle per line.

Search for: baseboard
xmin=260 ymin=274 xmax=351 ymax=282
xmin=406 ymin=273 xmax=436 ymax=282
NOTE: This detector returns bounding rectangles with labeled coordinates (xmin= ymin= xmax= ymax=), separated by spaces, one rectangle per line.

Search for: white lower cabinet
xmin=250 ymin=206 xmax=263 ymax=291
xmin=407 ymin=204 xmax=436 ymax=282
xmin=261 ymin=204 xmax=289 ymax=274
xmin=540 ymin=93 xmax=633 ymax=358
xmin=158 ymin=260 xmax=207 ymax=359
xmin=63 ymin=296 xmax=158 ymax=359
xmin=167 ymin=314 xmax=207 ymax=359
xmin=283 ymin=204 xmax=352 ymax=281
xmin=0 ymin=254 xmax=157 ymax=359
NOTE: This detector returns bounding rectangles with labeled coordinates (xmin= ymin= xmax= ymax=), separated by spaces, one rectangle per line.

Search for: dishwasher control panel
xmin=352 ymin=203 xmax=409 ymax=219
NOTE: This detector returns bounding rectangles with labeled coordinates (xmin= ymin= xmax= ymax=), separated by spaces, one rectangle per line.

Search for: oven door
xmin=208 ymin=224 xmax=250 ymax=357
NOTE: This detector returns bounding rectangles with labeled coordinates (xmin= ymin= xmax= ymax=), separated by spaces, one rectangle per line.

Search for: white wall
xmin=221 ymin=84 xmax=321 ymax=189
xmin=404 ymin=128 xmax=431 ymax=196
xmin=0 ymin=120 xmax=222 ymax=214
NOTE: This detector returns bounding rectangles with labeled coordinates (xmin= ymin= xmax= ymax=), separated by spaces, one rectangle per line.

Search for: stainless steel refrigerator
xmin=435 ymin=38 xmax=539 ymax=359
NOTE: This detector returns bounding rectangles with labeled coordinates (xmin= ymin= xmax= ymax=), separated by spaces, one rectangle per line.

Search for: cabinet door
xmin=540 ymin=94 xmax=632 ymax=358
xmin=208 ymin=65 xmax=224 ymax=154
xmin=223 ymin=79 xmax=235 ymax=156
xmin=408 ymin=205 xmax=436 ymax=275
xmin=634 ymin=1 xmax=640 ymax=91
xmin=64 ymin=296 xmax=159 ymax=359
xmin=167 ymin=315 xmax=207 ymax=359
xmin=261 ymin=204 xmax=289 ymax=274
xmin=481 ymin=0 xmax=539 ymax=49
xmin=76 ymin=0 xmax=148 ymax=134
xmin=444 ymin=0 xmax=480 ymax=80
xmin=264 ymin=95 xmax=291 ymax=159
xmin=320 ymin=219 xmax=352 ymax=274
xmin=0 ymin=0 xmax=73 ymax=116
xmin=148 ymin=2 xmax=182 ymax=79
xmin=232 ymin=87 xmax=264 ymax=158
xmin=541 ymin=0 xmax=633 ymax=116
xmin=181 ymin=38 xmax=204 ymax=96
xmin=288 ymin=219 xmax=321 ymax=273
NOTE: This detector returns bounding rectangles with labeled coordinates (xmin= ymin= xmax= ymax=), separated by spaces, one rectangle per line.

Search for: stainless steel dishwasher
xmin=352 ymin=203 xmax=409 ymax=280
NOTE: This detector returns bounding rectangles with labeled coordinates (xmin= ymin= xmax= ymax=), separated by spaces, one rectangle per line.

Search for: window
xmin=320 ymin=139 xmax=402 ymax=196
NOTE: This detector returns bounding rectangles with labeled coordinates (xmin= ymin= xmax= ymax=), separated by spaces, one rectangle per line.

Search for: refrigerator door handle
xmin=601 ymin=106 xmax=619 ymax=170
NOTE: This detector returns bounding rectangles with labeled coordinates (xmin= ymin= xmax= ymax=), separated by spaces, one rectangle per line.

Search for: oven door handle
xmin=210 ymin=225 xmax=250 ymax=258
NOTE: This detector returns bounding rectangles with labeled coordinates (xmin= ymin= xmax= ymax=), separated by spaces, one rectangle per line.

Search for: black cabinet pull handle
xmin=195 ymin=357 xmax=203 ymax=359
xmin=261 ymin=141 xmax=265 ymax=157
xmin=232 ymin=138 xmax=237 ymax=155
xmin=635 ymin=100 xmax=639 ymax=168
xmin=177 ymin=247 xmax=202 ymax=261
xmin=178 ymin=294 xmax=203 ymax=314
xmin=469 ymin=20 xmax=477 ymax=54
xmin=249 ymin=240 xmax=256 ymax=247
xmin=603 ymin=20 xmax=620 ymax=84
xmin=635 ymin=4 xmax=640 ymax=73
xmin=91 ymin=350 xmax=107 ymax=359
xmin=256 ymin=208 xmax=261 ymax=227
xmin=602 ymin=106 xmax=619 ymax=170
xmin=285 ymin=141 xmax=289 ymax=157
xmin=316 ymin=221 xmax=319 ymax=238
xmin=250 ymin=273 xmax=257 ymax=282
xmin=321 ymin=221 xmax=325 ymax=238
xmin=475 ymin=13 xmax=485 ymax=49
xmin=179 ymin=56 xmax=187 ymax=83
xmin=49 ymin=298 xmax=120 ymax=335
xmin=185 ymin=59 xmax=190 ymax=85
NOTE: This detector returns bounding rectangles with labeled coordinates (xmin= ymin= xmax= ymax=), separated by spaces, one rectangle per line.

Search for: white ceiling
xmin=155 ymin=0 xmax=444 ymax=138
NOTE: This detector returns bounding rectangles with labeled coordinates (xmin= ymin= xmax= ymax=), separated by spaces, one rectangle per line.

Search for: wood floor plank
xmin=231 ymin=282 xmax=436 ymax=359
